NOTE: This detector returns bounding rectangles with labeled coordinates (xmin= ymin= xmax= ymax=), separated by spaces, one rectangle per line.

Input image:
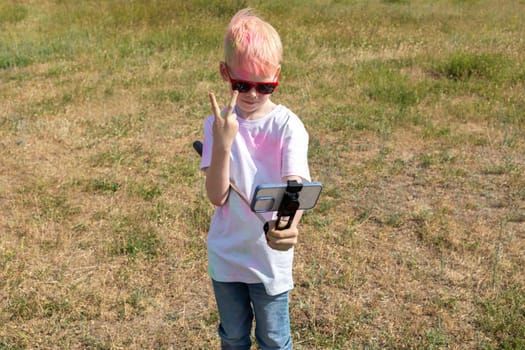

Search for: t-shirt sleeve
xmin=281 ymin=116 xmax=311 ymax=182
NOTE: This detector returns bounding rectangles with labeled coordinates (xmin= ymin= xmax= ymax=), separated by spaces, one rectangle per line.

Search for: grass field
xmin=1 ymin=0 xmax=524 ymax=349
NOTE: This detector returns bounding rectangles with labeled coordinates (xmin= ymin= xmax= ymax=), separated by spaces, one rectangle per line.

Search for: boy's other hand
xmin=209 ymin=91 xmax=239 ymax=151
xmin=265 ymin=221 xmax=299 ymax=251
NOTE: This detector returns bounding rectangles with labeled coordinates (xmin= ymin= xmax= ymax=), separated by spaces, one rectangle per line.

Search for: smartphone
xmin=250 ymin=182 xmax=323 ymax=213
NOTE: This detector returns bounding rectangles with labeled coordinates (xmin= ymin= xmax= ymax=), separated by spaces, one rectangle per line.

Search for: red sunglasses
xmin=226 ymin=70 xmax=279 ymax=95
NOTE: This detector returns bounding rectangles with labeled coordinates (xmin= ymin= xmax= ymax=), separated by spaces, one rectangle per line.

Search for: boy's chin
xmin=238 ymin=101 xmax=261 ymax=113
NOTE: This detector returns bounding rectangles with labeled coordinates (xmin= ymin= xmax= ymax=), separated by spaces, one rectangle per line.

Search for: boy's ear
xmin=219 ymin=62 xmax=229 ymax=81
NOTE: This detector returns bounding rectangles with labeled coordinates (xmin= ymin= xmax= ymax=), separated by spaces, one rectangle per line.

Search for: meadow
xmin=1 ymin=0 xmax=524 ymax=349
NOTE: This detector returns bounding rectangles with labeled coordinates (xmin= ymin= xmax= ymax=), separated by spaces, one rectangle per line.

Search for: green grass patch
xmin=0 ymin=33 xmax=81 ymax=70
xmin=17 ymin=184 xmax=79 ymax=224
xmin=160 ymin=155 xmax=199 ymax=186
xmin=6 ymin=290 xmax=40 ymax=321
xmin=0 ymin=3 xmax=28 ymax=25
xmin=411 ymin=208 xmax=455 ymax=252
xmin=84 ymin=112 xmax=146 ymax=139
xmin=109 ymin=214 xmax=163 ymax=259
xmin=0 ymin=52 xmax=31 ymax=70
xmin=88 ymin=144 xmax=147 ymax=168
xmin=430 ymin=52 xmax=513 ymax=82
xmin=478 ymin=286 xmax=525 ymax=349
xmin=357 ymin=60 xmax=421 ymax=108
xmin=313 ymin=103 xmax=400 ymax=134
xmin=82 ymin=177 xmax=121 ymax=194
xmin=127 ymin=181 xmax=162 ymax=201
xmin=183 ymin=195 xmax=213 ymax=234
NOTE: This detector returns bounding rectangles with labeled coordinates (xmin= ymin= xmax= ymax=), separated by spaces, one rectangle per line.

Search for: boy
xmin=200 ymin=8 xmax=310 ymax=350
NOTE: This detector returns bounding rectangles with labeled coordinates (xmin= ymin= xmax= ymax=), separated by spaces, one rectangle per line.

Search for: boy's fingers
xmin=267 ymin=226 xmax=298 ymax=241
xmin=225 ymin=91 xmax=238 ymax=118
xmin=209 ymin=92 xmax=222 ymax=119
xmin=266 ymin=236 xmax=295 ymax=251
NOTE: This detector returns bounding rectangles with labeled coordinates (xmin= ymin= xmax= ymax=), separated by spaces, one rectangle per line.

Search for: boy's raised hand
xmin=209 ymin=91 xmax=239 ymax=151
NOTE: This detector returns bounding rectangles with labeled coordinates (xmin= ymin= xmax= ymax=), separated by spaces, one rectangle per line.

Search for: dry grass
xmin=1 ymin=0 xmax=524 ymax=349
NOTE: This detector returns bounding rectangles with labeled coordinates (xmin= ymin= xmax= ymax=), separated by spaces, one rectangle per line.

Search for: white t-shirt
xmin=200 ymin=104 xmax=310 ymax=296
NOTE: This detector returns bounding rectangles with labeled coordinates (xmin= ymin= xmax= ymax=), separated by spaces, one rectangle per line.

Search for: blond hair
xmin=224 ymin=8 xmax=282 ymax=77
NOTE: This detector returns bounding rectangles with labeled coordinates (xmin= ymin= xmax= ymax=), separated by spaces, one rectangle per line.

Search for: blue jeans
xmin=212 ymin=280 xmax=292 ymax=350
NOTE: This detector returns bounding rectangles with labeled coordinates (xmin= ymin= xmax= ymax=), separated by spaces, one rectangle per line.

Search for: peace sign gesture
xmin=209 ymin=91 xmax=239 ymax=152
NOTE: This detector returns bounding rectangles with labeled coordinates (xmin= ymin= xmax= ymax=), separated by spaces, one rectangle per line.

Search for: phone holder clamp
xmin=264 ymin=180 xmax=303 ymax=233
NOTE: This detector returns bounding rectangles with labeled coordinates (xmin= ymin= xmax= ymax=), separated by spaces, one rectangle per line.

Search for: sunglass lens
xmin=232 ymin=81 xmax=251 ymax=93
xmin=257 ymin=84 xmax=276 ymax=94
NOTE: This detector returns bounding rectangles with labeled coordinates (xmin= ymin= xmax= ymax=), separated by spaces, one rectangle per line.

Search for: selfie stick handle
xmin=263 ymin=180 xmax=302 ymax=233
xmin=192 ymin=140 xmax=203 ymax=157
